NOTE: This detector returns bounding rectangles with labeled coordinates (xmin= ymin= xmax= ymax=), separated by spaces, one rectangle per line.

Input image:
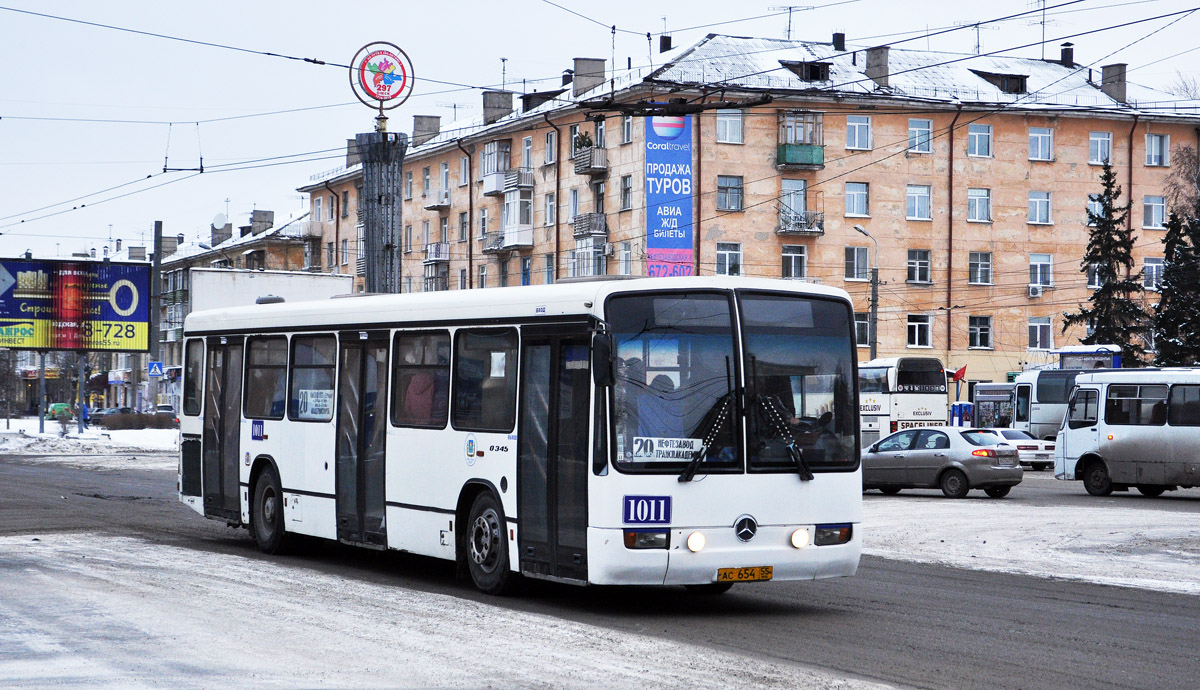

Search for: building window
xmin=326 ymin=242 xmax=334 ymax=269
xmin=906 ymin=184 xmax=931 ymax=220
xmin=422 ymin=220 xmax=430 ymax=246
xmin=968 ymin=251 xmax=992 ymax=284
xmin=1089 ymin=131 xmax=1112 ymax=165
xmin=967 ymin=123 xmax=992 ymax=157
xmin=422 ymin=167 xmax=430 ymax=195
xmin=716 ymin=109 xmax=744 ymax=144
xmin=404 ymin=172 xmax=412 ymax=199
xmin=522 ymin=137 xmax=532 ymax=169
xmin=502 ymin=189 xmax=533 ymax=229
xmin=1146 ymin=133 xmax=1170 ymax=166
xmin=845 ymin=246 xmax=869 ymax=280
xmin=328 ymin=195 xmax=336 ymax=221
xmin=1144 ymin=257 xmax=1164 ymax=290
xmin=440 ymin=217 xmax=449 ymax=243
xmin=1087 ymin=263 xmax=1103 ymax=289
xmin=341 ymin=238 xmax=349 ymax=265
xmin=622 ymin=115 xmax=633 ymax=144
xmin=907 ymin=249 xmax=932 ymax=283
xmin=782 ymin=245 xmax=807 ymax=279
xmin=481 ymin=140 xmax=510 ymax=176
xmin=545 ymin=193 xmax=556 ymax=226
xmin=1029 ymin=316 xmax=1052 ymax=350
xmin=341 ymin=191 xmax=350 ymax=217
xmin=1144 ymin=196 xmax=1166 ymax=228
xmin=1029 ymin=127 xmax=1054 ymax=161
xmin=1087 ymin=194 xmax=1103 ymax=226
xmin=314 ymin=196 xmax=322 ymax=221
xmin=405 ymin=276 xmax=412 ymax=293
xmin=459 ymin=212 xmax=468 ymax=241
xmin=460 ymin=156 xmax=469 ymax=185
xmin=521 ymin=257 xmax=532 ymax=286
xmin=545 ymin=253 xmax=554 ymax=284
xmin=499 ymin=259 xmax=509 ymax=287
xmin=619 ymin=242 xmax=632 ymax=275
xmin=569 ymin=124 xmax=580 ymax=156
xmin=545 ymin=131 xmax=557 ymax=163
xmin=620 ymin=175 xmax=633 ymax=211
xmin=440 ymin=162 xmax=450 ymax=191
xmin=846 ymin=115 xmax=871 ymax=150
xmin=574 ymin=237 xmax=605 ymax=277
xmin=845 ymin=182 xmax=869 ymax=216
xmin=717 ymin=175 xmax=744 ymax=211
xmin=908 ymin=118 xmax=932 ymax=153
xmin=478 ymin=265 xmax=487 ymax=289
xmin=1028 ymin=191 xmax=1052 ymax=224
xmin=969 ymin=316 xmax=992 ymax=349
xmin=479 ymin=208 xmax=489 ymax=237
xmin=967 ymin=188 xmax=991 ymax=222
xmin=459 ymin=268 xmax=467 ymax=290
xmin=715 ymin=242 xmax=742 ymax=276
xmin=569 ymin=188 xmax=579 ymax=219
xmin=779 ymin=110 xmax=824 ymax=145
xmin=855 ymin=313 xmax=871 ymax=348
xmin=593 ymin=180 xmax=605 ymax=215
xmin=907 ymin=315 xmax=932 ymax=347
xmin=1029 ymin=253 xmax=1053 ymax=286
xmin=594 ymin=118 xmax=606 ymax=148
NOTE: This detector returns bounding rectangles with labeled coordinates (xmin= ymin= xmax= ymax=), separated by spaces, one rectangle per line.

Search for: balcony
xmin=423 ymin=242 xmax=450 ymax=263
xmin=776 ymin=143 xmax=825 ymax=169
xmin=423 ymin=275 xmax=449 ymax=292
xmin=572 ymin=146 xmax=607 ymax=176
xmin=423 ymin=188 xmax=450 ymax=210
xmin=571 ymin=212 xmax=608 ymax=239
xmin=481 ymin=227 xmax=534 ymax=254
xmin=776 ymin=206 xmax=825 ymax=235
xmin=504 ymin=167 xmax=534 ymax=190
xmin=482 ymin=170 xmax=508 ymax=196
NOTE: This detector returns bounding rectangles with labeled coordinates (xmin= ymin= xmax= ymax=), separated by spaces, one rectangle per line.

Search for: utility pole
xmin=148 ymin=220 xmax=162 ymax=410
xmin=855 ymin=225 xmax=880 ymax=360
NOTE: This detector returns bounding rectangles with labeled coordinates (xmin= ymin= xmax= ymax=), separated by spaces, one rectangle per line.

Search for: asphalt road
xmin=2 ymin=454 xmax=1198 ymax=689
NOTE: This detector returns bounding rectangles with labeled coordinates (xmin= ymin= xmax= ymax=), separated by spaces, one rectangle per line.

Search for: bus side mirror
xmin=592 ymin=332 xmax=614 ymax=387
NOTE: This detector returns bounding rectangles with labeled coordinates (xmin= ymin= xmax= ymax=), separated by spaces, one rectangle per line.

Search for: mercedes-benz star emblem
xmin=734 ymin=515 xmax=758 ymax=542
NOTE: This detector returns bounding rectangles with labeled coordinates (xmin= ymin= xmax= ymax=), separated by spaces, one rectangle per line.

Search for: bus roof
xmin=861 ymin=356 xmax=944 ymax=369
xmin=184 ymin=276 xmax=852 ymax=335
xmin=1072 ymin=368 xmax=1200 ymax=386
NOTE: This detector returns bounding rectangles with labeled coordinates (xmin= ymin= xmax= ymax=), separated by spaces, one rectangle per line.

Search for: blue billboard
xmin=644 ymin=115 xmax=694 ymax=276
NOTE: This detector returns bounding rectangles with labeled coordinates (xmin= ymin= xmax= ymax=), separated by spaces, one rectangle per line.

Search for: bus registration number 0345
xmin=716 ymin=566 xmax=773 ymax=582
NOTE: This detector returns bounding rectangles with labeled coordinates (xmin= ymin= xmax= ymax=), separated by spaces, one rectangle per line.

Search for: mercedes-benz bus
xmin=857 ymin=357 xmax=948 ymax=448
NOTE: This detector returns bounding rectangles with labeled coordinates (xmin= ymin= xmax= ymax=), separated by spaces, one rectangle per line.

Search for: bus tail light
xmin=790 ymin=529 xmax=809 ymax=549
xmin=890 ymin=421 xmax=898 ymax=433
xmin=815 ymin=524 xmax=853 ymax=546
xmin=623 ymin=530 xmax=669 ymax=549
xmin=686 ymin=531 xmax=706 ymax=552
xmin=972 ymin=448 xmax=997 ymax=458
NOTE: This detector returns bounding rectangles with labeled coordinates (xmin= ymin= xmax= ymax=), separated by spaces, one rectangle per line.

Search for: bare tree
xmin=1167 ymin=70 xmax=1200 ymax=99
xmin=1164 ymin=144 xmax=1200 ymax=217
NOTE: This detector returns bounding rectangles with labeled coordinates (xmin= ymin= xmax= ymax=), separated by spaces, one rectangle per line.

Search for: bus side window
xmin=183 ymin=339 xmax=204 ymax=416
xmin=453 ymin=328 xmax=518 ymax=432
xmin=1168 ymin=385 xmax=1200 ymax=427
xmin=289 ymin=335 xmax=337 ymax=422
xmin=244 ymin=337 xmax=288 ymax=420
xmin=1068 ymin=389 xmax=1098 ymax=429
xmin=392 ymin=331 xmax=451 ymax=428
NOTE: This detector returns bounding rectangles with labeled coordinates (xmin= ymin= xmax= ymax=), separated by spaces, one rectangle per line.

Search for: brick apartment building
xmin=299 ymin=33 xmax=1200 ymax=385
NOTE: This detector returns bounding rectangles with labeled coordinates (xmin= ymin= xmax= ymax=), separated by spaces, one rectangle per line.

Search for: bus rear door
xmin=335 ymin=330 xmax=390 ymax=548
xmin=202 ymin=336 xmax=244 ymax=521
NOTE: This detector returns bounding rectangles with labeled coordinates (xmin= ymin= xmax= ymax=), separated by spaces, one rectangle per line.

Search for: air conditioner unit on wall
xmin=1028 ymin=284 xmax=1043 ymax=298
xmin=603 ymin=242 xmax=616 ymax=256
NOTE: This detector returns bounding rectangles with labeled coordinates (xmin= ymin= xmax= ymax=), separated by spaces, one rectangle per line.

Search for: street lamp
xmin=853 ymin=224 xmax=879 ymax=360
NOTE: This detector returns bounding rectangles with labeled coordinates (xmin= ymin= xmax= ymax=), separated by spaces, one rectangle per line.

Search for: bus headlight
xmin=686 ymin=531 xmax=706 ymax=552
xmin=790 ymin=529 xmax=809 ymax=549
xmin=815 ymin=524 xmax=853 ymax=546
xmin=623 ymin=530 xmax=669 ymax=549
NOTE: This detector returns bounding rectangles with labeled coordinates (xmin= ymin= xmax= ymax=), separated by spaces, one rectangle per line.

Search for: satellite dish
xmin=212 ymin=213 xmax=227 ymax=229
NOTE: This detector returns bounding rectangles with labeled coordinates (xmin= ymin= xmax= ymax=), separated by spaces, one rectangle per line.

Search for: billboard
xmin=0 ymin=259 xmax=151 ymax=352
xmin=644 ymin=115 xmax=694 ymax=276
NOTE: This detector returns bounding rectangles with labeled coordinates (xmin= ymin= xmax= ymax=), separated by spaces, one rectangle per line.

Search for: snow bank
xmin=0 ymin=417 xmax=177 ymax=470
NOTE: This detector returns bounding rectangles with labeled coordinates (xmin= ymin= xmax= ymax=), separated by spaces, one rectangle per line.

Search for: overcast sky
xmin=1 ymin=0 xmax=1197 ymax=259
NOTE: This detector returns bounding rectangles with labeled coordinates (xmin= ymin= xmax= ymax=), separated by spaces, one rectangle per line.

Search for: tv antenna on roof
xmin=769 ymin=5 xmax=815 ymax=41
xmin=953 ymin=21 xmax=998 ymax=54
xmin=1025 ymin=0 xmax=1061 ymax=59
xmin=436 ymin=102 xmax=469 ymax=119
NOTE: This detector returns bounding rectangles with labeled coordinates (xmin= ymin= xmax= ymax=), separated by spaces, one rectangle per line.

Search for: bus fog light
xmin=686 ymin=531 xmax=706 ymax=552
xmin=815 ymin=524 xmax=853 ymax=546
xmin=623 ymin=530 xmax=669 ymax=549
xmin=790 ymin=529 xmax=809 ymax=549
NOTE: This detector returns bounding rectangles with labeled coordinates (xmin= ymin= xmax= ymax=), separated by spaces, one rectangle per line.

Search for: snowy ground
xmin=0 ymin=417 xmax=177 ymax=470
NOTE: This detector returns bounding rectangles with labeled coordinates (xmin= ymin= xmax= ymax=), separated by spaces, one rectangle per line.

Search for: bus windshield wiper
xmin=755 ymin=395 xmax=814 ymax=481
xmin=678 ymin=392 xmax=733 ymax=483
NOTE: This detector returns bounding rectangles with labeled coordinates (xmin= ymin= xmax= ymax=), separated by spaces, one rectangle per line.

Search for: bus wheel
xmin=252 ymin=466 xmax=288 ymax=554
xmin=984 ymin=486 xmax=1011 ymax=498
xmin=940 ymin=469 xmax=969 ymax=498
xmin=880 ymin=487 xmax=902 ymax=496
xmin=1137 ymin=485 xmax=1165 ymax=497
xmin=1083 ymin=463 xmax=1113 ymax=497
xmin=686 ymin=582 xmax=734 ymax=595
xmin=466 ymin=492 xmax=513 ymax=595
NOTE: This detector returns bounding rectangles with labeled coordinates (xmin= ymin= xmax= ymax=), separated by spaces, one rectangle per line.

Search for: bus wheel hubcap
xmin=262 ymin=489 xmax=276 ymax=525
xmin=471 ymin=509 xmax=500 ymax=569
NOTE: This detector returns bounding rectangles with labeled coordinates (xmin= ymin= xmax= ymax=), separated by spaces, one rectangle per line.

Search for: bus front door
xmin=335 ymin=331 xmax=390 ymax=548
xmin=202 ymin=337 xmax=243 ymax=521
xmin=517 ymin=327 xmax=591 ymax=582
xmin=1014 ymin=384 xmax=1032 ymax=434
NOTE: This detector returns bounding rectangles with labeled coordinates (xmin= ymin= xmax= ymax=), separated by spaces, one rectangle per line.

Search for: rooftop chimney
xmin=659 ymin=35 xmax=673 ymax=53
xmin=211 ymin=221 xmax=232 ymax=247
xmin=1060 ymin=42 xmax=1074 ymax=67
xmin=562 ymin=69 xmax=573 ymax=87
xmin=1101 ymin=63 xmax=1127 ymax=103
xmin=161 ymin=234 xmax=179 ymax=257
xmin=346 ymin=139 xmax=362 ymax=167
xmin=866 ymin=46 xmax=889 ymax=88
xmin=412 ymin=115 xmax=441 ymax=146
xmin=833 ymin=32 xmax=846 ymax=52
xmin=521 ymin=88 xmax=567 ymax=112
xmin=482 ymin=90 xmax=514 ymax=124
xmin=177 ymin=233 xmax=185 ymax=245
xmin=572 ymin=58 xmax=606 ymax=98
xmin=128 ymin=246 xmax=146 ymax=261
xmin=250 ymin=210 xmax=274 ymax=235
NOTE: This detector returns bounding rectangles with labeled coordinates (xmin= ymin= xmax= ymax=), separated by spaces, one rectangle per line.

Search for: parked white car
xmin=977 ymin=428 xmax=1055 ymax=471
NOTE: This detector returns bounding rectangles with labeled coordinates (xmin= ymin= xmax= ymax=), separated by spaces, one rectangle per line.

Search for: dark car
xmin=863 ymin=426 xmax=1024 ymax=498
xmin=97 ymin=406 xmax=135 ymax=427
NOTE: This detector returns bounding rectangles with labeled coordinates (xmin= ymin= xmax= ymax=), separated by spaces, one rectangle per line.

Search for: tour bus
xmin=857 ymin=357 xmax=948 ymax=448
xmin=178 ymin=277 xmax=862 ymax=594
xmin=1012 ymin=369 xmax=1085 ymax=440
xmin=1055 ymin=369 xmax=1200 ymax=497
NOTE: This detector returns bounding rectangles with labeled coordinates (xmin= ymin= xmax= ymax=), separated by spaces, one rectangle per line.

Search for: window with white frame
xmin=459 ymin=268 xmax=467 ymax=290
xmin=907 ymin=314 xmax=932 ymax=347
xmin=594 ymin=118 xmax=606 ymax=148
xmin=906 ymin=184 xmax=931 ymax=220
xmin=459 ymin=212 xmax=468 ymax=241
xmin=622 ymin=115 xmax=633 ymax=144
xmin=479 ymin=208 xmax=489 ymax=237
xmin=422 ymin=167 xmax=430 ymax=195
xmin=328 ymin=195 xmax=336 ymax=221
xmin=968 ymin=251 xmax=992 ymax=284
xmin=1086 ymin=317 xmax=1097 ymax=338
xmin=908 ymin=118 xmax=932 ymax=153
xmin=717 ymin=175 xmax=744 ymax=211
xmin=502 ymin=189 xmax=533 ymax=229
xmin=907 ymin=249 xmax=932 ymax=283
xmin=341 ymin=238 xmax=349 ymax=265
xmin=716 ymin=242 xmax=742 ymax=275
xmin=422 ymin=220 xmax=430 ymax=246
xmin=403 ymin=225 xmax=411 ymax=253
xmin=575 ymin=236 xmax=605 ymax=277
xmin=1028 ymin=316 xmax=1052 ymax=350
xmin=544 ymin=193 xmax=555 ymax=226
xmin=716 ymin=109 xmax=744 ymax=143
xmin=314 ymin=196 xmax=322 ymax=221
xmin=1087 ymin=194 xmax=1103 ymax=226
xmin=855 ymin=313 xmax=871 ymax=348
xmin=545 ymin=253 xmax=555 ymax=284
xmin=440 ymin=163 xmax=450 ymax=192
xmin=404 ymin=172 xmax=412 ymax=199
xmin=1146 ymin=133 xmax=1170 ymax=166
xmin=460 ymin=156 xmax=469 ymax=185
xmin=593 ymin=180 xmax=605 ymax=214
xmin=967 ymin=188 xmax=991 ymax=222
xmin=619 ymin=242 xmax=632 ymax=275
xmin=845 ymin=246 xmax=869 ymax=280
xmin=1143 ymin=196 xmax=1165 ymax=228
xmin=782 ymin=244 xmax=807 ymax=279
xmin=569 ymin=188 xmax=579 ymax=219
xmin=1089 ymin=131 xmax=1112 ymax=165
xmin=845 ymin=182 xmax=869 ymax=216
xmin=1144 ymin=257 xmax=1164 ymax=290
xmin=1087 ymin=263 xmax=1103 ymax=288
xmin=967 ymin=123 xmax=992 ymax=157
xmin=545 ymin=131 xmax=557 ymax=163
xmin=568 ymin=124 xmax=580 ymax=156
xmin=1029 ymin=127 xmax=1053 ymax=161
xmin=481 ymin=140 xmax=510 ymax=176
xmin=522 ymin=137 xmax=532 ymax=169
xmin=1029 ymin=253 xmax=1053 ymax=286
xmin=478 ymin=265 xmax=487 ymax=289
xmin=1029 ymin=191 xmax=1052 ymax=224
xmin=620 ymin=175 xmax=633 ymax=211
xmin=439 ymin=217 xmax=448 ymax=243
xmin=846 ymin=115 xmax=871 ymax=150
xmin=969 ymin=315 xmax=992 ymax=349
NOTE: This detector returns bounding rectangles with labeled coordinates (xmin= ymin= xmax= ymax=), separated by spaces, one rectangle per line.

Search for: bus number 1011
xmin=622 ymin=495 xmax=672 ymax=525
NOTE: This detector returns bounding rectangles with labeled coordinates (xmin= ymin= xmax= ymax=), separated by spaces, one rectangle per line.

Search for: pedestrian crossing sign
xmin=148 ymin=361 xmax=164 ymax=377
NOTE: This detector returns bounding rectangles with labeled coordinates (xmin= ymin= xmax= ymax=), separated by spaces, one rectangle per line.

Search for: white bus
xmin=177 ymin=277 xmax=862 ymax=594
xmin=1013 ymin=369 xmax=1085 ymax=440
xmin=1055 ymin=369 xmax=1200 ymax=497
xmin=857 ymin=357 xmax=948 ymax=448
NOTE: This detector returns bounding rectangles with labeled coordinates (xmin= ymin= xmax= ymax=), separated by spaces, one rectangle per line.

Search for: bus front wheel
xmin=1083 ymin=463 xmax=1113 ymax=497
xmin=252 ymin=466 xmax=289 ymax=554
xmin=466 ymin=492 xmax=514 ymax=595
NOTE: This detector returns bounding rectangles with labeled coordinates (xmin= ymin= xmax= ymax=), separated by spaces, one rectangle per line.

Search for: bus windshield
xmin=896 ymin=359 xmax=946 ymax=393
xmin=1036 ymin=371 xmax=1079 ymax=404
xmin=858 ymin=367 xmax=889 ymax=394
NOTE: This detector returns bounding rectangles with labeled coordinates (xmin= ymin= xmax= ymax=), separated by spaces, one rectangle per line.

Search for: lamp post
xmin=854 ymin=224 xmax=879 ymax=360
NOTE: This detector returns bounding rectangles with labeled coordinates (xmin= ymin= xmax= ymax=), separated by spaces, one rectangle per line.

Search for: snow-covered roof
xmin=162 ymin=212 xmax=309 ymax=267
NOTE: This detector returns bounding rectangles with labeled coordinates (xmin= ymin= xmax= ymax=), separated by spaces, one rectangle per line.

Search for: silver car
xmin=863 ymin=426 xmax=1024 ymax=498
xmin=976 ymin=428 xmax=1055 ymax=471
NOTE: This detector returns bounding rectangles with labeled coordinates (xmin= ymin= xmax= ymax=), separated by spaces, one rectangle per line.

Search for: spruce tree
xmin=1062 ymin=162 xmax=1148 ymax=365
xmin=1153 ymin=210 xmax=1200 ymax=365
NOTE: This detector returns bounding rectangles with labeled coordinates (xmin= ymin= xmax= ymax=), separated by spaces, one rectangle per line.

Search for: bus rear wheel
xmin=1083 ymin=463 xmax=1113 ymax=497
xmin=252 ymin=466 xmax=289 ymax=554
xmin=466 ymin=492 xmax=514 ymax=595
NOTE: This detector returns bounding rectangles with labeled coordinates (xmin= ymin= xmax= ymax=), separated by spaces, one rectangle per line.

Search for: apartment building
xmin=300 ymin=34 xmax=1200 ymax=384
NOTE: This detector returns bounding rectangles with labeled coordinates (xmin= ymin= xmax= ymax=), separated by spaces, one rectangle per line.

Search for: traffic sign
xmin=148 ymin=361 xmax=164 ymax=378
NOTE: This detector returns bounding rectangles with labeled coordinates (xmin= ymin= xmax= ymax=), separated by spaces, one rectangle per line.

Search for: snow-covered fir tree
xmin=1153 ymin=209 xmax=1200 ymax=365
